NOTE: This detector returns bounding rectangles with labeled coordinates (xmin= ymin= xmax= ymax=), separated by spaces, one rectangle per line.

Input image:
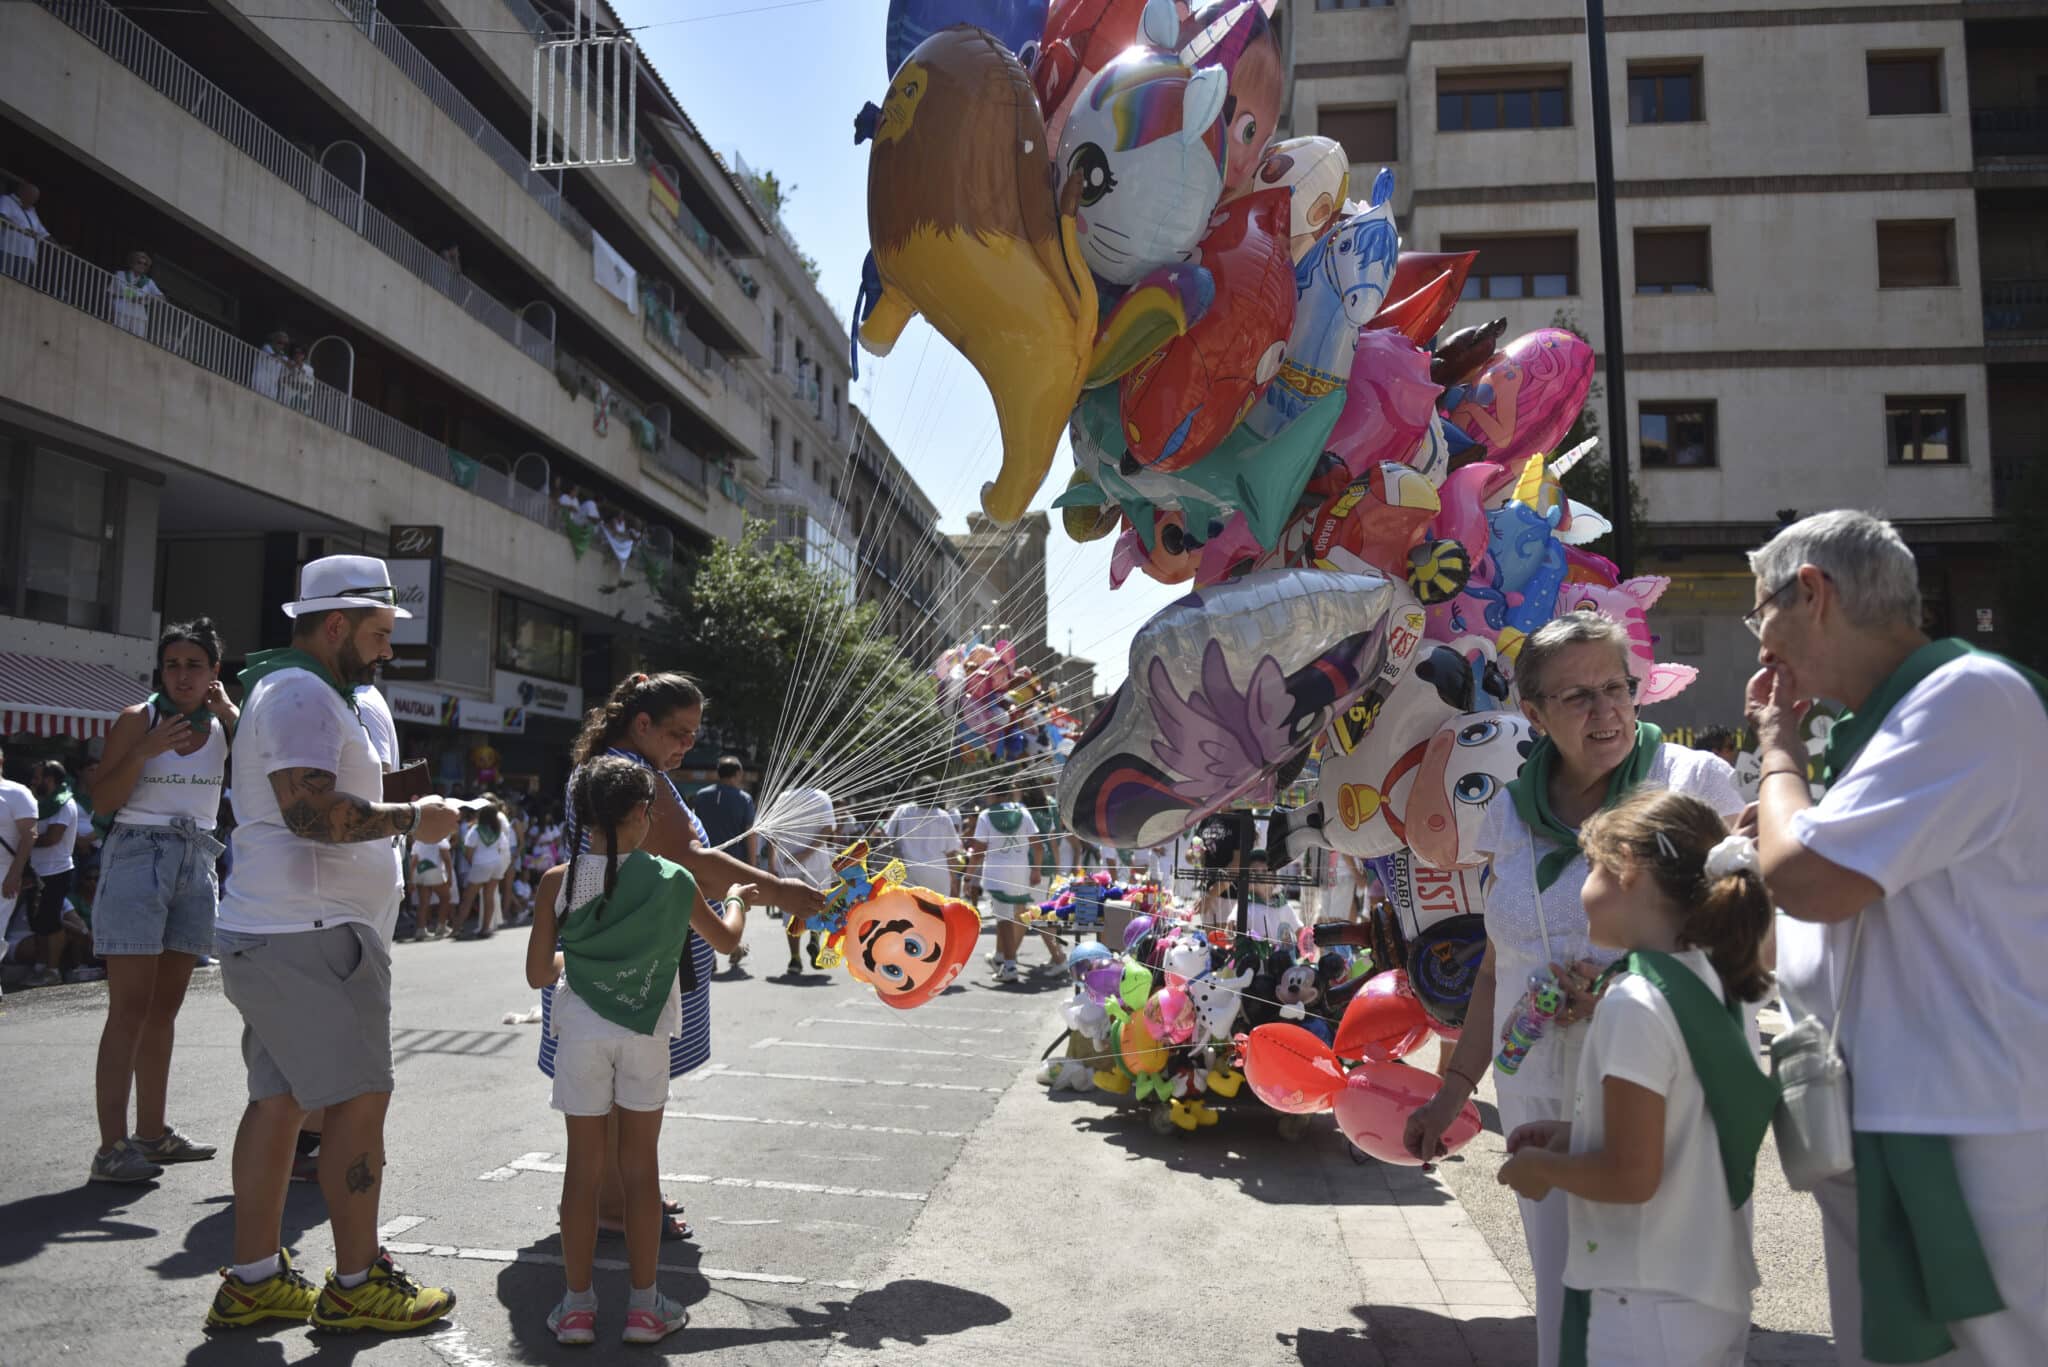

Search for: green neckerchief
xmin=1813 ymin=639 xmax=2042 ymax=1362
xmin=37 ymin=786 xmax=74 ymax=821
xmin=1507 ymin=722 xmax=1663 ymax=891
xmin=150 ymin=691 xmax=213 ymax=738
xmin=476 ymin=821 xmax=502 ymax=847
xmin=1561 ymin=950 xmax=1779 ymax=1367
xmin=1823 ymin=638 xmax=2048 ymax=786
xmin=557 ymin=850 xmax=698 ymax=1036
xmin=984 ymin=804 xmax=1026 ymax=837
xmin=238 ymin=648 xmax=357 ymax=714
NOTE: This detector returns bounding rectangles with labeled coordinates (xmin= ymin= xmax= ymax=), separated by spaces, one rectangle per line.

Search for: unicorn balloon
xmin=1246 ymin=168 xmax=1400 ymax=439
xmin=1564 ymin=576 xmax=1700 ymax=705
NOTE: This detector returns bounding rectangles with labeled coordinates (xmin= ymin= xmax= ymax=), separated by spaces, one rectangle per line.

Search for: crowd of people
xmin=2 ymin=512 xmax=2042 ymax=1362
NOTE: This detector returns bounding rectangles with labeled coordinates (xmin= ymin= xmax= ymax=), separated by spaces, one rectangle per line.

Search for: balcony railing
xmin=9 ymin=241 xmax=561 ymax=533
xmin=1985 ymin=280 xmax=2048 ymax=339
xmin=1971 ymin=106 xmax=2048 ymax=159
xmin=330 ymin=0 xmax=593 ymax=248
xmin=40 ymin=0 xmax=554 ymax=372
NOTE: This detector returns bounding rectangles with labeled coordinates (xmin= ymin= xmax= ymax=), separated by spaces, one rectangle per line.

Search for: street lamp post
xmin=1586 ymin=0 xmax=1635 ymax=580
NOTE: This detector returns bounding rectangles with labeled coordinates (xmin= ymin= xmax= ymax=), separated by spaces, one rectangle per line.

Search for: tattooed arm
xmin=269 ymin=768 xmax=461 ymax=845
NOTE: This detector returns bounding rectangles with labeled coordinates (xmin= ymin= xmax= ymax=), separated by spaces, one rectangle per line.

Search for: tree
xmin=1550 ymin=310 xmax=1649 ymax=544
xmin=747 ymin=169 xmax=823 ymax=285
xmin=644 ymin=522 xmax=944 ymax=800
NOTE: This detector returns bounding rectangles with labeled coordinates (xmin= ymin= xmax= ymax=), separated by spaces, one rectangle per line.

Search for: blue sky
xmin=623 ymin=0 xmax=1184 ymax=691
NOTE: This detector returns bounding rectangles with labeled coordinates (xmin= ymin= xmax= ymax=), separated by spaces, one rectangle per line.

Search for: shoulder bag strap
xmin=1824 ymin=912 xmax=1867 ymax=1058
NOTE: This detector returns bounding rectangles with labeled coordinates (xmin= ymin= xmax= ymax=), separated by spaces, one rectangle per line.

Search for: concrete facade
xmin=1287 ymin=0 xmax=2033 ymax=728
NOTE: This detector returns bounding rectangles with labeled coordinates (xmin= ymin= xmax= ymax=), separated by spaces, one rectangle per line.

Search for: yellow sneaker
xmin=310 ymin=1249 xmax=456 ymax=1334
xmin=204 ymin=1249 xmax=320 ymax=1331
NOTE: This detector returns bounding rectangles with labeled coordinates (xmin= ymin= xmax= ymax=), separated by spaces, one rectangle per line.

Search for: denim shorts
xmin=92 ymin=821 xmax=224 ymax=957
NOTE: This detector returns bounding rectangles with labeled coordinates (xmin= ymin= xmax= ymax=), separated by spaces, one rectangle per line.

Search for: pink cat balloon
xmin=1327 ymin=329 xmax=1443 ymax=477
xmin=1563 ymin=576 xmax=1699 ymax=706
xmin=1442 ymin=329 xmax=1594 ymax=468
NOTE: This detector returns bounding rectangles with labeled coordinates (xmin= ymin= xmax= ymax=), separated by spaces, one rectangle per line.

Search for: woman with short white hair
xmin=1406 ymin=610 xmax=1744 ymax=1367
xmin=1747 ymin=509 xmax=2048 ymax=1365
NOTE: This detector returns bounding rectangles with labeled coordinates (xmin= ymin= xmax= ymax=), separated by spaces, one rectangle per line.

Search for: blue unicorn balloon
xmin=1246 ymin=167 xmax=1399 ymax=439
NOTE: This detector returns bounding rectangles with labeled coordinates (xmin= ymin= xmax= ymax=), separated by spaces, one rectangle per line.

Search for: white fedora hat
xmin=282 ymin=553 xmax=414 ymax=619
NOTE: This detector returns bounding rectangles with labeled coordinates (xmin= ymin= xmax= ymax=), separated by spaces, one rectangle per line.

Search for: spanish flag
xmin=649 ymin=164 xmax=681 ymax=221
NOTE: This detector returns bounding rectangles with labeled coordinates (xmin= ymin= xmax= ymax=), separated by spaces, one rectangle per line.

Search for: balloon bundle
xmin=1026 ymin=870 xmax=1132 ymax=928
xmin=931 ymin=641 xmax=1077 ymax=767
xmin=854 ymin=0 xmax=1700 ymax=953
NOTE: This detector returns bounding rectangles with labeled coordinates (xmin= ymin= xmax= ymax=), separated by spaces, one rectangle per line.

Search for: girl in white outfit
xmin=1496 ymin=790 xmax=1776 ymax=1367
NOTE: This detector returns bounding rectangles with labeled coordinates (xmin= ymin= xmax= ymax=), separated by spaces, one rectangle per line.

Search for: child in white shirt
xmin=1495 ymin=790 xmax=1776 ymax=1367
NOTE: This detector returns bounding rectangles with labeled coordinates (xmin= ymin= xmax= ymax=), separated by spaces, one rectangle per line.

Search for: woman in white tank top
xmin=84 ymin=618 xmax=239 ymax=1180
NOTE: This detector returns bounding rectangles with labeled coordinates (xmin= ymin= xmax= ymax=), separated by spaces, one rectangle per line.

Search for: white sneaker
xmin=993 ymin=961 xmax=1021 ymax=984
xmin=27 ymin=966 xmax=62 ymax=988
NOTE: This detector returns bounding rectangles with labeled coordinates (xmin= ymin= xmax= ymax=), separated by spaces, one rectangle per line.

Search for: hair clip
xmin=628 ymin=672 xmax=649 ymax=687
xmin=1653 ymin=831 xmax=1678 ymax=861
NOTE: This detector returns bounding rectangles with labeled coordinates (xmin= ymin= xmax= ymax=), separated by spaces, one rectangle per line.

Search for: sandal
xmin=596 ymin=1211 xmax=692 ymax=1242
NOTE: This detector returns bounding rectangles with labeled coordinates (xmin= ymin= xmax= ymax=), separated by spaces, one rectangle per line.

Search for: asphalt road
xmin=0 ymin=915 xmax=1842 ymax=1366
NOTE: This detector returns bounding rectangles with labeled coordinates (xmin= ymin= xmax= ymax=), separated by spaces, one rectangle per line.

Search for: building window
xmin=496 ymin=595 xmax=580 ymax=683
xmin=1639 ymin=402 xmax=1717 ymax=468
xmin=1886 ymin=396 xmax=1963 ymax=464
xmin=1319 ymin=105 xmax=1398 ymax=162
xmin=440 ymin=579 xmax=493 ymax=690
xmin=1441 ymin=233 xmax=1576 ymax=299
xmin=1635 ymin=228 xmax=1711 ymax=294
xmin=771 ymin=310 xmax=784 ymax=372
xmin=1437 ymin=68 xmax=1571 ymax=132
xmin=9 ymin=446 xmax=121 ymax=632
xmin=1627 ymin=61 xmax=1701 ymax=124
xmin=793 ymin=438 xmax=803 ymax=486
xmin=1876 ymin=220 xmax=1956 ymax=287
xmin=1867 ymin=54 xmax=1942 ymax=116
xmin=769 ymin=416 xmax=782 ymax=481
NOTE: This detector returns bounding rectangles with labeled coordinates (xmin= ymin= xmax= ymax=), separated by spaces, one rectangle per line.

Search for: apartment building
xmin=1287 ymin=0 xmax=2039 ymax=725
xmin=0 ymin=0 xmax=958 ymax=795
xmin=950 ymin=513 xmax=1099 ymax=722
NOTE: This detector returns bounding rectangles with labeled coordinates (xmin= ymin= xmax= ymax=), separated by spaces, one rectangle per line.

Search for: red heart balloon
xmin=1242 ymin=1023 xmax=1346 ymax=1114
xmin=1334 ymin=970 xmax=1433 ymax=1062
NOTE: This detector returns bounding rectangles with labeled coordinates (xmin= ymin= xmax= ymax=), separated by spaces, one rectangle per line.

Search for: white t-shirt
xmin=413 ymin=837 xmax=450 ymax=873
xmin=1248 ymin=895 xmax=1304 ymax=949
xmin=31 ymin=797 xmax=78 ymax=876
xmin=1782 ymin=653 xmax=2048 ymax=1134
xmin=116 ymin=714 xmax=229 ymax=829
xmin=1473 ymin=744 xmax=1744 ymax=1101
xmin=0 ymin=194 xmax=47 ymax=261
xmin=0 ymin=777 xmax=35 ymax=920
xmin=219 ymin=670 xmax=398 ymax=935
xmin=773 ymin=786 xmax=838 ymax=886
xmin=1564 ymin=949 xmax=1760 ymax=1318
xmin=549 ymin=853 xmax=681 ymax=1042
xmin=974 ymin=805 xmax=1040 ymax=901
xmin=465 ymin=821 xmax=513 ymax=876
xmin=885 ymin=803 xmax=962 ymax=892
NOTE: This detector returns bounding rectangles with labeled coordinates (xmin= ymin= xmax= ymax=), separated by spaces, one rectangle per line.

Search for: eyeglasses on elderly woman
xmin=1530 ymin=675 xmax=1640 ymax=714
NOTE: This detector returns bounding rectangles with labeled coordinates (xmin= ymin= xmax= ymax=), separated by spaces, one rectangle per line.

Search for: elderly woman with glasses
xmin=1404 ymin=610 xmax=1745 ymax=1367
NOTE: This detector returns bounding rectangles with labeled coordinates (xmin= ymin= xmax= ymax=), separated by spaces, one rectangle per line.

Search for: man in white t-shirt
xmin=969 ymin=791 xmax=1046 ymax=983
xmin=885 ymin=796 xmax=963 ymax=896
xmin=768 ymin=785 xmax=837 ymax=977
xmin=0 ymin=747 xmax=37 ymax=998
xmin=0 ymin=179 xmax=50 ymax=280
xmin=204 ymin=556 xmax=463 ymax=1336
xmin=27 ymin=760 xmax=81 ymax=988
xmin=1748 ymin=511 xmax=2048 ymax=1366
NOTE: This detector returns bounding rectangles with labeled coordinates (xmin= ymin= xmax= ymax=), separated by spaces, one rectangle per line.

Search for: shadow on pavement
xmin=0 ymin=1179 xmax=161 ymax=1268
xmin=150 ymin=1186 xmax=330 ymax=1281
xmin=1285 ymin=1303 xmax=1537 ymax=1366
xmin=494 ymin=1237 xmax=1007 ymax=1359
xmin=1061 ymin=1109 xmax=1454 ymax=1207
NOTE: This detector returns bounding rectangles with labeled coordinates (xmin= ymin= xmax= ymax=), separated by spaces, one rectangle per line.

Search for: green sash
xmin=557 ymin=850 xmax=697 ymax=1036
xmin=36 ymin=786 xmax=74 ymax=821
xmin=149 ymin=691 xmax=213 ymax=737
xmin=237 ymin=648 xmax=357 ymax=715
xmin=1560 ymin=951 xmax=1779 ymax=1367
xmin=1821 ymin=639 xmax=2045 ymax=1362
xmin=1506 ymin=722 xmax=1663 ymax=891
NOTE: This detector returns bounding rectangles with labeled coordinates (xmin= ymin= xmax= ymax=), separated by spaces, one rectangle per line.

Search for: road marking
xmin=379 ymin=1215 xmax=427 ymax=1239
xmin=383 ymin=1240 xmax=862 ymax=1291
xmin=478 ymin=1150 xmax=552 ymax=1182
xmin=665 ymin=1110 xmax=967 ymax=1140
xmin=833 ymin=998 xmax=1043 ymax=1018
xmin=706 ymin=1217 xmax=781 ymax=1226
xmin=695 ymin=1066 xmax=1004 ymax=1094
xmin=508 ymin=1155 xmax=927 ymax=1203
xmin=423 ymin=1323 xmax=502 ymax=1367
xmin=796 ymin=1015 xmax=1007 ymax=1036
xmin=753 ymin=1035 xmax=991 ymax=1063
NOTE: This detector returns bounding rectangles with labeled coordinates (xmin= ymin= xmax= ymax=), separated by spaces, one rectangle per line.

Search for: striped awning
xmin=0 ymin=653 xmax=151 ymax=740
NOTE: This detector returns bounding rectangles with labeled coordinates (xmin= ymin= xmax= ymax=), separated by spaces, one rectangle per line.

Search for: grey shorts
xmin=216 ymin=923 xmax=393 ymax=1108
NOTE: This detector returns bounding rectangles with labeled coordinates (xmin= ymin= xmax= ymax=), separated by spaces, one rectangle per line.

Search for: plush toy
xmin=1187 ymin=966 xmax=1253 ymax=1045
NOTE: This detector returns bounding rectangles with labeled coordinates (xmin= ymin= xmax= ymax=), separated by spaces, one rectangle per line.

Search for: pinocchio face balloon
xmin=844 ymin=885 xmax=982 ymax=1009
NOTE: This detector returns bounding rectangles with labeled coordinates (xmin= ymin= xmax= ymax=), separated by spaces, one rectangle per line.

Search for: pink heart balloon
xmin=1333 ymin=1059 xmax=1481 ymax=1165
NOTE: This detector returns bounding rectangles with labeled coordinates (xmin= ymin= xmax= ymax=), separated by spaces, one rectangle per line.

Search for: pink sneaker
xmin=621 ymin=1292 xmax=689 ymax=1344
xmin=547 ymin=1295 xmax=597 ymax=1346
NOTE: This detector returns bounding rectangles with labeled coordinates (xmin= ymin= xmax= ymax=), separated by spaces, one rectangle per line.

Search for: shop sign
xmin=458 ymin=699 xmax=526 ymax=734
xmin=386 ymin=525 xmax=443 ymax=681
xmin=495 ymin=669 xmax=583 ymax=721
xmin=384 ymin=683 xmax=456 ymax=727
